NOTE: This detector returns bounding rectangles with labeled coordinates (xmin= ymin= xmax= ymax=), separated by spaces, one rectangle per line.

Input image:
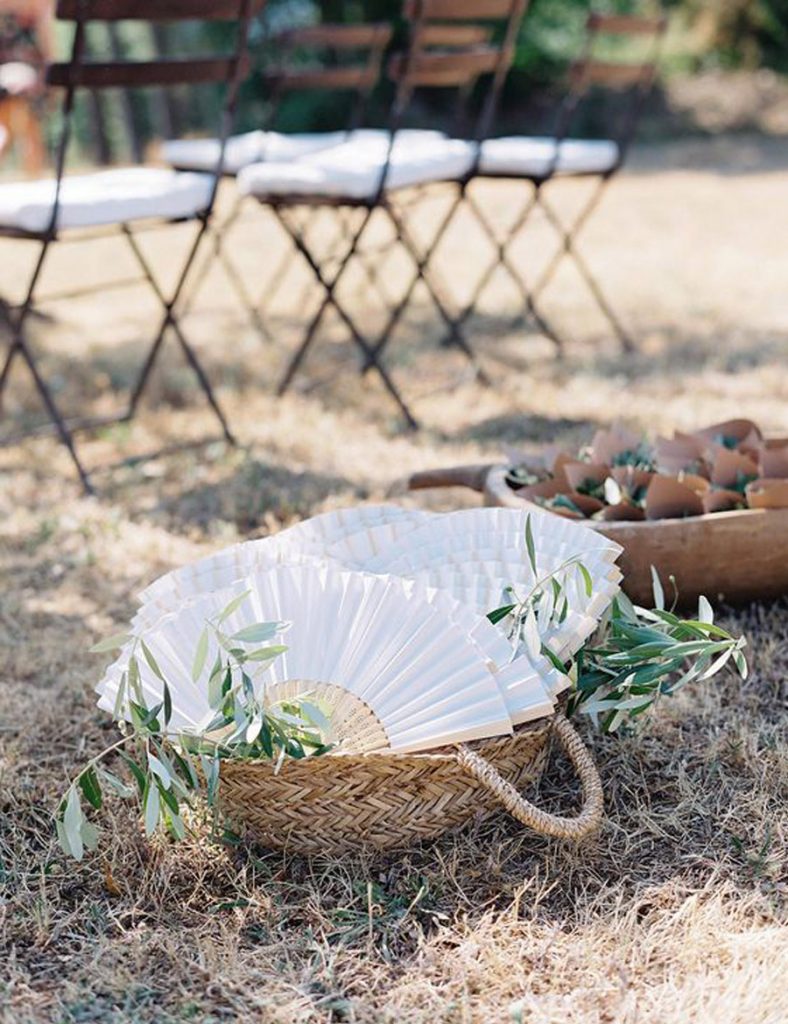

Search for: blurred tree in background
xmin=681 ymin=1 xmax=788 ymax=71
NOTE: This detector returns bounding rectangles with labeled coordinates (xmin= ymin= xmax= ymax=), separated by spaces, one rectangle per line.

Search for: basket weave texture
xmin=218 ymin=713 xmax=601 ymax=854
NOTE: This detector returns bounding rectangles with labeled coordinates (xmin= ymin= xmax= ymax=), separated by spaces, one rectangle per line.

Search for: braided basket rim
xmin=218 ymin=708 xmax=555 ymax=776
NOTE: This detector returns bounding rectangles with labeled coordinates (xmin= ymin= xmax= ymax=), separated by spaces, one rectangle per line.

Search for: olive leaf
xmin=57 ymin=604 xmax=329 ymax=861
xmin=90 ymin=633 xmax=130 ymax=654
xmin=567 ymin=595 xmax=747 ymax=732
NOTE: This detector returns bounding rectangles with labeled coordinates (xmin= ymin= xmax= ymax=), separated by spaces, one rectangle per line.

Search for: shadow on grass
xmin=563 ymin=325 xmax=788 ymax=383
xmin=445 ymin=411 xmax=600 ymax=447
xmin=155 ymin=453 xmax=362 ymax=534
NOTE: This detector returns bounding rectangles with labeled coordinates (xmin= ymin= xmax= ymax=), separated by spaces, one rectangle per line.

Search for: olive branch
xmin=56 ymin=592 xmax=331 ymax=861
xmin=486 ymin=516 xmax=748 ymax=733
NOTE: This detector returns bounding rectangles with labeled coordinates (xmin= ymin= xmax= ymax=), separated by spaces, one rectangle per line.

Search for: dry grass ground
xmin=1 ymin=134 xmax=787 ymax=1023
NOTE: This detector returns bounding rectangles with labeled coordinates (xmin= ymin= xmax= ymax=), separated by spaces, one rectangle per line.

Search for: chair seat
xmin=237 ymin=134 xmax=475 ymax=202
xmin=162 ymin=128 xmax=446 ymax=175
xmin=479 ymin=136 xmax=619 ymax=178
xmin=0 ymin=167 xmax=214 ymax=235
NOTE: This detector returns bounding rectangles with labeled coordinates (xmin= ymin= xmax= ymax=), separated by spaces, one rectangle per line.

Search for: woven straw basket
xmin=217 ymin=713 xmax=603 ymax=854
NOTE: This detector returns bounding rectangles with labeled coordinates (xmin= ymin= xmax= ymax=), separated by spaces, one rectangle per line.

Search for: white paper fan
xmin=138 ymin=505 xmax=431 ymax=624
xmin=117 ymin=505 xmax=621 ymax=748
xmin=99 ymin=564 xmax=516 ymax=754
xmin=136 ymin=560 xmax=515 ymax=678
xmin=264 ymin=505 xmax=431 ymax=560
xmin=127 ymin=570 xmax=557 ymax=730
xmin=344 ymin=507 xmax=622 ymax=660
xmin=402 ymin=555 xmax=621 ymax=661
xmin=494 ymin=655 xmax=560 ymax=720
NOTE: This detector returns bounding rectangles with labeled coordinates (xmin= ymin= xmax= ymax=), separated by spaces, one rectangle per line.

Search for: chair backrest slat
xmin=55 ymin=0 xmax=259 ymax=21
xmin=570 ymin=59 xmax=656 ymax=90
xmin=277 ymin=24 xmax=392 ymax=51
xmin=390 ymin=46 xmax=502 ymax=88
xmin=405 ymin=0 xmax=518 ymax=20
xmin=587 ymin=12 xmax=667 ymax=37
xmin=274 ymin=66 xmax=378 ymax=92
xmin=416 ymin=25 xmax=492 ymax=47
xmin=267 ymin=22 xmax=391 ymax=97
xmin=47 ymin=56 xmax=247 ymax=89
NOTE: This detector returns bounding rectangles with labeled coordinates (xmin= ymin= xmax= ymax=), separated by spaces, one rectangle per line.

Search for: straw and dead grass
xmin=1 ymin=135 xmax=787 ymax=1023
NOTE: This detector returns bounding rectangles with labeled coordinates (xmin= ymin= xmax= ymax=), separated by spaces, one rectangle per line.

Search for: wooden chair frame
xmin=263 ymin=0 xmax=531 ymax=426
xmin=0 ymin=0 xmax=258 ymax=493
xmin=436 ymin=8 xmax=668 ymax=357
xmin=176 ymin=20 xmax=394 ymax=346
xmin=348 ymin=0 xmax=533 ymax=389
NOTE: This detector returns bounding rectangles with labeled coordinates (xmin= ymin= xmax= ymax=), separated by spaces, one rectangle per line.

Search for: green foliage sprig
xmin=568 ymin=577 xmax=747 ymax=732
xmin=57 ymin=593 xmax=330 ymax=861
xmin=488 ymin=515 xmax=594 ymax=670
xmin=487 ymin=518 xmax=748 ymax=733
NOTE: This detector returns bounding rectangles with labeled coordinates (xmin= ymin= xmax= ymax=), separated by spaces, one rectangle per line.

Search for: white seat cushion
xmin=162 ymin=130 xmax=345 ymax=174
xmin=238 ymin=134 xmax=474 ymax=202
xmin=479 ymin=136 xmax=619 ymax=178
xmin=162 ymin=128 xmax=445 ymax=175
xmin=0 ymin=167 xmax=214 ymax=234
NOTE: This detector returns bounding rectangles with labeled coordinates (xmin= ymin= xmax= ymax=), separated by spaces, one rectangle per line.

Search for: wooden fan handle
xmin=456 ymin=714 xmax=604 ymax=840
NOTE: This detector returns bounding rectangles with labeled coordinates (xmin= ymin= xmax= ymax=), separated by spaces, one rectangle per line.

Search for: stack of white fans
xmin=97 ymin=506 xmax=623 ymax=754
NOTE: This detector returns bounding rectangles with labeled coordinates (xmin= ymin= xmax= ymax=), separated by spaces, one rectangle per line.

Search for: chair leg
xmin=0 ymin=291 xmax=23 ymax=408
xmin=531 ymin=183 xmax=635 ymax=353
xmin=0 ymin=337 xmax=21 ymax=410
xmin=121 ymin=224 xmax=237 ymax=444
xmin=0 ymin=296 xmax=94 ymax=494
xmin=384 ymin=199 xmax=491 ymax=382
xmin=360 ymin=191 xmax=491 ymax=385
xmin=461 ymin=188 xmax=568 ymax=355
xmin=17 ymin=337 xmax=95 ymax=494
xmin=272 ymin=206 xmax=373 ymax=397
xmin=333 ymin=206 xmax=395 ymax=311
xmin=363 ymin=197 xmax=461 ymax=368
xmin=272 ymin=206 xmax=419 ymax=430
xmin=0 ymin=240 xmax=93 ymax=491
xmin=178 ymin=201 xmax=275 ymax=344
xmin=216 ymin=241 xmax=274 ymax=344
xmin=276 ymin=206 xmax=393 ymax=326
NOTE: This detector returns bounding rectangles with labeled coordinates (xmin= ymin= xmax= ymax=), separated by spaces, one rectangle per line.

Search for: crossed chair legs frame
xmin=179 ymin=170 xmax=621 ymax=426
xmin=339 ymin=168 xmax=634 ymax=385
xmin=1 ymin=167 xmax=632 ymax=489
xmin=269 ymin=200 xmax=419 ymax=428
xmin=180 ymin=194 xmax=397 ymax=349
xmin=0 ymin=217 xmax=236 ymax=494
xmin=268 ymin=183 xmax=495 ymax=429
xmin=421 ymin=168 xmax=636 ymax=360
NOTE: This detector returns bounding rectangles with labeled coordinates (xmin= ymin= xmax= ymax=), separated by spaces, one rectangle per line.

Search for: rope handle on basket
xmin=456 ymin=714 xmax=604 ymax=840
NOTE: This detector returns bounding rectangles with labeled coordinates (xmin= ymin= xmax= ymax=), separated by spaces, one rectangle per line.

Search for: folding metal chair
xmin=0 ymin=0 xmax=258 ymax=494
xmin=353 ymin=0 xmax=535 ymax=384
xmin=439 ymin=7 xmax=667 ymax=356
xmin=235 ymin=0 xmax=532 ymax=426
xmin=164 ymin=21 xmax=397 ymax=342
